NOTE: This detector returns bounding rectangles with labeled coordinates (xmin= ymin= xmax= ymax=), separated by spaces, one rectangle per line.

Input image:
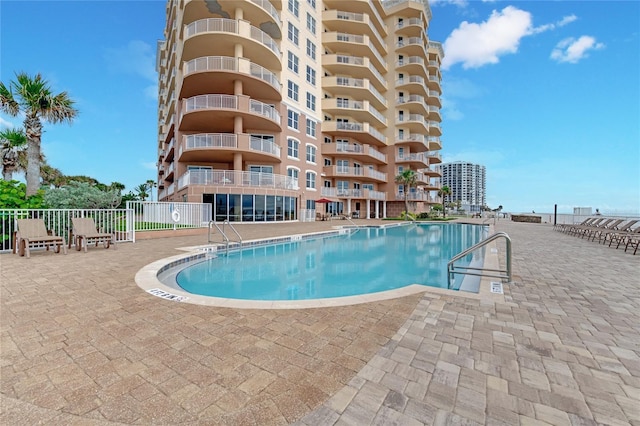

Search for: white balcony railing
xmin=178 ymin=170 xmax=297 ymax=190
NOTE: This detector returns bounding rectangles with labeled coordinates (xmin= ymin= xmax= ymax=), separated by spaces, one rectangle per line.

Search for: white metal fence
xmin=0 ymin=209 xmax=133 ymax=253
xmin=126 ymin=201 xmax=212 ymax=240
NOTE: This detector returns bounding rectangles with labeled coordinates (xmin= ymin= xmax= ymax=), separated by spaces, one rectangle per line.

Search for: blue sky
xmin=1 ymin=0 xmax=639 ymax=214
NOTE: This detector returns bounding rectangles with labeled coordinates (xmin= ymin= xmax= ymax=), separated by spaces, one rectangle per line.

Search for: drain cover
xmin=490 ymin=282 xmax=504 ymax=294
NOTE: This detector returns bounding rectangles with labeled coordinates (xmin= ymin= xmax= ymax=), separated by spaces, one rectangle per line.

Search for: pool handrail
xmin=447 ymin=231 xmax=512 ymax=289
xmin=208 ymin=220 xmax=242 ymax=253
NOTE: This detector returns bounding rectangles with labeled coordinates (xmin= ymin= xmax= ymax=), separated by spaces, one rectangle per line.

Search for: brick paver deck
xmin=1 ymin=219 xmax=638 ymax=425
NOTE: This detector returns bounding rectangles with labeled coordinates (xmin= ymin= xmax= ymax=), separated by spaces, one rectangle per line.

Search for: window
xmin=287 ymin=80 xmax=299 ymax=101
xmin=306 ymin=172 xmax=316 ymax=189
xmin=288 ymin=0 xmax=299 ymax=17
xmin=287 ymin=167 xmax=299 ymax=179
xmin=287 ymin=109 xmax=299 ymax=129
xmin=288 ymin=138 xmax=299 ymax=158
xmin=306 ymin=145 xmax=316 ymax=163
xmin=306 ymin=92 xmax=316 ymax=111
xmin=306 ymin=66 xmax=316 ymax=85
xmin=287 ymin=51 xmax=299 ymax=73
xmin=306 ymin=13 xmax=316 ymax=34
xmin=306 ymin=118 xmax=316 ymax=137
xmin=288 ymin=23 xmax=299 ymax=45
xmin=306 ymin=39 xmax=316 ymax=60
xmin=307 ymin=0 xmax=315 ymax=8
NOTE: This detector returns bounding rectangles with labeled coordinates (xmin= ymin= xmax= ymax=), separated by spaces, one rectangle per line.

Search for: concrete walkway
xmin=1 ymin=220 xmax=638 ymax=425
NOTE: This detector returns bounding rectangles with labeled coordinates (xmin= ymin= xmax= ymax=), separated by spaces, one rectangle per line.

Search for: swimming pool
xmin=169 ymin=223 xmax=487 ymax=301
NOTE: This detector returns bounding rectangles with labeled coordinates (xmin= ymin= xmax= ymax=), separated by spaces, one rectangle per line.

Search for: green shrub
xmin=0 ymin=180 xmax=45 ymax=209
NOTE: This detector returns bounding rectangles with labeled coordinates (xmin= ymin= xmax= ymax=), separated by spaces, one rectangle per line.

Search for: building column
xmin=375 ymin=201 xmax=380 ymax=219
xmin=383 ymin=201 xmax=387 ymax=219
xmin=234 ymin=152 xmax=243 ymax=171
xmin=366 ymin=201 xmax=371 ymax=220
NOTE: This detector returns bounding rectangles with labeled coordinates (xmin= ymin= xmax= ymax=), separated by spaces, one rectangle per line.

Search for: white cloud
xmin=550 ymin=36 xmax=605 ymax=63
xmin=442 ymin=6 xmax=533 ymax=70
xmin=531 ymin=14 xmax=577 ymax=34
xmin=0 ymin=115 xmax=16 ymax=129
xmin=430 ymin=0 xmax=469 ymax=7
xmin=141 ymin=161 xmax=157 ymax=170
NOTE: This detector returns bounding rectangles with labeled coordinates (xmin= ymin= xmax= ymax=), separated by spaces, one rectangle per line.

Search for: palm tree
xmin=438 ymin=185 xmax=451 ymax=218
xmin=0 ymin=128 xmax=27 ymax=180
xmin=146 ymin=179 xmax=157 ymax=202
xmin=135 ymin=183 xmax=150 ymax=201
xmin=0 ymin=72 xmax=78 ymax=195
xmin=395 ymin=169 xmax=418 ymax=220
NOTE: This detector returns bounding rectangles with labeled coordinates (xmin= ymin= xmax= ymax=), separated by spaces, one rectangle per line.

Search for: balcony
xmin=427 ymin=105 xmax=441 ymax=121
xmin=323 ymin=32 xmax=386 ymax=72
xmin=323 ymin=0 xmax=388 ymax=36
xmin=322 ymin=120 xmax=387 ymax=147
xmin=178 ymin=133 xmax=281 ymax=163
xmin=427 ymin=151 xmax=442 ymax=164
xmin=396 ymin=133 xmax=429 ymax=152
xmin=428 ymin=41 xmax=444 ymax=61
xmin=182 ymin=56 xmax=281 ymax=100
xmin=396 ymin=56 xmax=428 ymax=78
xmin=323 ymin=55 xmax=387 ymax=91
xmin=322 ymin=98 xmax=387 ymax=127
xmin=396 ymin=95 xmax=428 ymax=116
xmin=322 ymin=142 xmax=386 ymax=164
xmin=396 ymin=113 xmax=429 ymax=133
xmin=323 ymin=166 xmax=387 ymax=183
xmin=182 ymin=18 xmax=281 ymax=71
xmin=396 ymin=37 xmax=426 ymax=57
xmin=322 ymin=10 xmax=386 ymax=52
xmin=428 ymin=136 xmax=442 ymax=151
xmin=321 ymin=187 xmax=386 ymax=201
xmin=180 ymin=94 xmax=281 ymax=132
xmin=395 ymin=152 xmax=429 ymax=168
xmin=428 ymin=74 xmax=442 ymax=93
xmin=395 ymin=17 xmax=425 ymax=36
xmin=178 ymin=169 xmax=298 ymax=191
xmin=428 ymin=121 xmax=442 ymax=136
xmin=322 ymin=76 xmax=387 ymax=110
xmin=427 ymin=89 xmax=441 ymax=108
xmin=396 ymin=75 xmax=428 ymax=98
xmin=396 ymin=192 xmax=431 ymax=202
xmin=166 ymin=138 xmax=175 ymax=161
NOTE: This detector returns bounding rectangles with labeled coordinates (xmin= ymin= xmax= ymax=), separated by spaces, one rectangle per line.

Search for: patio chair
xmin=556 ymin=217 xmax=594 ymax=233
xmin=597 ymin=219 xmax=639 ymax=245
xmin=607 ymin=226 xmax=640 ymax=250
xmin=584 ymin=219 xmax=624 ymax=241
xmin=569 ymin=218 xmax=613 ymax=237
xmin=16 ymin=218 xmax=68 ymax=258
xmin=69 ymin=217 xmax=116 ymax=252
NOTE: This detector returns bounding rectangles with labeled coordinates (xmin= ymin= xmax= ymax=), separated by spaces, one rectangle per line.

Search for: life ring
xmin=171 ymin=209 xmax=180 ymax=223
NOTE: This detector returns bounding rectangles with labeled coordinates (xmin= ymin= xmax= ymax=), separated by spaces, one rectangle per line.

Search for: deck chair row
xmin=554 ymin=217 xmax=640 ymax=254
xmin=15 ymin=218 xmax=116 ymax=258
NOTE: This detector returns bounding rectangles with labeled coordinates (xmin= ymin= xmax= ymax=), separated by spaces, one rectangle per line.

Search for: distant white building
xmin=435 ymin=161 xmax=486 ymax=213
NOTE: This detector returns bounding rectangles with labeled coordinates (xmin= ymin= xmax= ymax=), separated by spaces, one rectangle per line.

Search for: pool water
xmin=175 ymin=223 xmax=488 ymax=301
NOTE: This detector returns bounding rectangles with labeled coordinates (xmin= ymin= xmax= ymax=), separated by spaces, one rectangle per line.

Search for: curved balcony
xmin=396 ymin=56 xmax=428 ymax=78
xmin=322 ymin=32 xmax=386 ymax=72
xmin=322 ymin=99 xmax=387 ymax=127
xmin=427 ymin=89 xmax=442 ymax=108
xmin=428 ymin=41 xmax=445 ymax=62
xmin=396 ymin=75 xmax=428 ymax=98
xmin=180 ymin=94 xmax=281 ymax=132
xmin=383 ymin=0 xmax=432 ymax=20
xmin=178 ymin=169 xmax=298 ymax=192
xmin=182 ymin=56 xmax=281 ymax=101
xmin=322 ymin=142 xmax=386 ymax=165
xmin=396 ymin=133 xmax=429 ymax=152
xmin=429 ymin=121 xmax=442 ymax=136
xmin=395 ymin=152 xmax=429 ymax=169
xmin=395 ymin=17 xmax=425 ymax=37
xmin=322 ymin=187 xmax=386 ymax=201
xmin=323 ymin=55 xmax=387 ymax=92
xmin=396 ymin=113 xmax=429 ymax=134
xmin=427 ymin=151 xmax=442 ymax=164
xmin=422 ymin=168 xmax=441 ymax=178
xmin=428 ymin=136 xmax=442 ymax=151
xmin=427 ymin=74 xmax=442 ymax=93
xmin=183 ymin=18 xmax=281 ymax=71
xmin=322 ymin=165 xmax=387 ymax=183
xmin=427 ymin=105 xmax=441 ymax=122
xmin=323 ymin=0 xmax=388 ymax=37
xmin=322 ymin=120 xmax=387 ymax=147
xmin=178 ymin=133 xmax=281 ymax=163
xmin=395 ymin=192 xmax=431 ymax=202
xmin=322 ymin=10 xmax=386 ymax=52
xmin=396 ymin=95 xmax=428 ymax=116
xmin=396 ymin=37 xmax=426 ymax=57
xmin=322 ymin=76 xmax=387 ymax=110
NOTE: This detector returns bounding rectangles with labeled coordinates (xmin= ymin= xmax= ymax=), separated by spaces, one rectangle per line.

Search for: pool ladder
xmin=208 ymin=220 xmax=242 ymax=254
xmin=447 ymin=232 xmax=512 ymax=289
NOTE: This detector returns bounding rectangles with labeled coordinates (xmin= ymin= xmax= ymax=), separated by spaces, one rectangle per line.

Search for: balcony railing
xmin=184 ymin=56 xmax=281 ymax=92
xmin=178 ymin=170 xmax=297 ymax=190
xmin=334 ymin=121 xmax=387 ymax=144
xmin=182 ymin=94 xmax=280 ymax=124
xmin=396 ymin=152 xmax=426 ymax=163
xmin=321 ymin=187 xmax=386 ymax=201
xmin=334 ymin=142 xmax=386 ymax=162
xmin=249 ymin=0 xmax=281 ymax=23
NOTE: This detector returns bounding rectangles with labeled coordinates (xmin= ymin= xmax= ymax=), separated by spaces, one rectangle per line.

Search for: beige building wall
xmin=156 ymin=0 xmax=442 ymax=221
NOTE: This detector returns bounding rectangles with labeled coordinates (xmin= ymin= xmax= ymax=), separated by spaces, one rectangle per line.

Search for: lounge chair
xmin=69 ymin=217 xmax=116 ymax=252
xmin=563 ymin=217 xmax=602 ymax=235
xmin=15 ymin=218 xmax=68 ymax=258
xmin=584 ymin=219 xmax=624 ymax=241
xmin=597 ymin=220 xmax=639 ymax=245
xmin=607 ymin=226 xmax=640 ymax=250
xmin=555 ymin=217 xmax=593 ymax=232
xmin=569 ymin=218 xmax=613 ymax=237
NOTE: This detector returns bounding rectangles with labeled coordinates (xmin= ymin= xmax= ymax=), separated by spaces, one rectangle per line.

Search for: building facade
xmin=156 ymin=0 xmax=443 ymax=222
xmin=435 ymin=161 xmax=486 ymax=213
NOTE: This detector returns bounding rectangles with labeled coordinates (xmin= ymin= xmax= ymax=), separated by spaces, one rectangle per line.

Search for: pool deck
xmin=1 ymin=219 xmax=639 ymax=425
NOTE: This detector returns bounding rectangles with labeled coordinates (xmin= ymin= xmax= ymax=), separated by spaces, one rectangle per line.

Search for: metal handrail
xmin=208 ymin=220 xmax=242 ymax=253
xmin=447 ymin=232 xmax=512 ymax=289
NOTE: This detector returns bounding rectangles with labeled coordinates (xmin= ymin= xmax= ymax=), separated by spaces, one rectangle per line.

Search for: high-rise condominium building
xmin=156 ymin=0 xmax=443 ymax=222
xmin=436 ymin=161 xmax=486 ymax=213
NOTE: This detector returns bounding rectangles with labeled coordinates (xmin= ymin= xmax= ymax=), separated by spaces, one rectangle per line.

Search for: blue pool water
xmin=175 ymin=223 xmax=488 ymax=301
